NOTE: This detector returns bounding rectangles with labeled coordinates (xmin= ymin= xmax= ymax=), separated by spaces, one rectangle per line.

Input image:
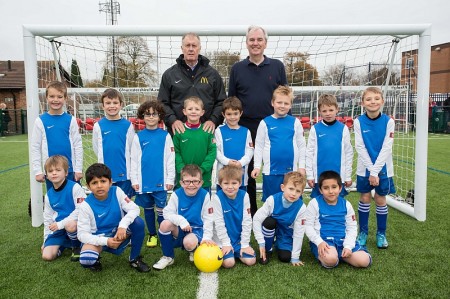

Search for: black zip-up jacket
xmin=158 ymin=54 xmax=226 ymax=129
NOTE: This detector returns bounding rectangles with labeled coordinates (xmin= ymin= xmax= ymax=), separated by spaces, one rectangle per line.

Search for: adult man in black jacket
xmin=158 ymin=32 xmax=226 ymax=134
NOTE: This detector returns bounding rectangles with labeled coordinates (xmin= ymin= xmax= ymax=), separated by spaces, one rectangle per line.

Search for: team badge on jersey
xmin=301 ymin=219 xmax=306 ymax=225
xmin=249 ymin=142 xmax=254 ymax=148
xmin=389 ymin=132 xmax=394 ymax=138
xmin=77 ymin=197 xmax=85 ymax=204
xmin=211 ymin=138 xmax=216 ymax=144
xmin=124 ymin=197 xmax=131 ymax=203
xmin=171 ymin=147 xmax=174 ymax=152
xmin=352 ymin=214 xmax=356 ymax=221
xmin=247 ymin=208 xmax=251 ymax=214
xmin=208 ymin=207 xmax=214 ymax=214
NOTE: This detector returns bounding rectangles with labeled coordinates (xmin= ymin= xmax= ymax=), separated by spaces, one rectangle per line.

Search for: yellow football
xmin=193 ymin=243 xmax=223 ymax=273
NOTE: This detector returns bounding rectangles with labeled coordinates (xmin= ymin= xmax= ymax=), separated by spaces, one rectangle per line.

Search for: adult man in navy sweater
xmin=228 ymin=25 xmax=288 ymax=216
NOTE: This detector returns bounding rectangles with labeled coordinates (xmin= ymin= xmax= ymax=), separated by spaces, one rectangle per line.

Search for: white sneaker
xmin=189 ymin=252 xmax=194 ymax=262
xmin=153 ymin=256 xmax=174 ymax=270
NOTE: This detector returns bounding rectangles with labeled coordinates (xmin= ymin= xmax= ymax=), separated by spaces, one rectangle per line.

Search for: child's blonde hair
xmin=362 ymin=87 xmax=383 ymax=101
xmin=318 ymin=94 xmax=338 ymax=110
xmin=45 ymin=81 xmax=67 ymax=98
xmin=44 ymin=155 xmax=69 ymax=174
xmin=272 ymin=85 xmax=293 ymax=103
xmin=184 ymin=96 xmax=204 ymax=109
xmin=283 ymin=171 xmax=306 ymax=191
xmin=218 ymin=165 xmax=243 ymax=185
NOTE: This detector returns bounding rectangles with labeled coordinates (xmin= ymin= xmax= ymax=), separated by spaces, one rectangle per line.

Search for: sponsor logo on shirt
xmin=182 ymin=139 xmax=188 ymax=143
xmin=46 ymin=125 xmax=54 ymax=129
xmin=181 ymin=207 xmax=189 ymax=211
xmin=98 ymin=212 xmax=107 ymax=218
xmin=223 ymin=209 xmax=231 ymax=214
xmin=175 ymin=79 xmax=182 ymax=83
xmin=363 ymin=130 xmax=371 ymax=133
xmin=52 ymin=202 xmax=61 ymax=208
xmin=225 ymin=138 xmax=232 ymax=142
xmin=321 ymin=214 xmax=330 ymax=218
xmin=200 ymin=77 xmax=209 ymax=84
xmin=103 ymin=131 xmax=111 ymax=135
xmin=269 ymin=126 xmax=277 ymax=130
xmin=143 ymin=141 xmax=149 ymax=146
xmin=318 ymin=134 xmax=326 ymax=137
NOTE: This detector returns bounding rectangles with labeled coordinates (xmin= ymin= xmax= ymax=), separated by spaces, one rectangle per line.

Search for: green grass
xmin=0 ymin=134 xmax=449 ymax=298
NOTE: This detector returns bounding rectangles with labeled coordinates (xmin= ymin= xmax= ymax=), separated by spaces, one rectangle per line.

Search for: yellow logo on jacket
xmin=200 ymin=77 xmax=209 ymax=84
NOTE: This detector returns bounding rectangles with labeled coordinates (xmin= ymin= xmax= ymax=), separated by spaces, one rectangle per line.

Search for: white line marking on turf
xmin=197 ymin=272 xmax=218 ymax=299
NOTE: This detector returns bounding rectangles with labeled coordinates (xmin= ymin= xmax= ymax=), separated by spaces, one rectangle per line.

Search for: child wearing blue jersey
xmin=305 ymin=171 xmax=372 ymax=269
xmin=215 ymin=97 xmax=254 ymax=192
xmin=131 ymin=100 xmax=175 ymax=248
xmin=153 ymin=164 xmax=214 ymax=270
xmin=42 ymin=155 xmax=86 ymax=262
xmin=77 ymin=163 xmax=149 ymax=272
xmin=211 ymin=166 xmax=256 ymax=268
xmin=306 ymin=94 xmax=353 ymax=198
xmin=354 ymin=87 xmax=396 ymax=249
xmin=253 ymin=171 xmax=307 ymax=266
xmin=31 ymin=81 xmax=83 ymax=190
xmin=93 ymin=88 xmax=135 ymax=198
xmin=251 ymin=86 xmax=306 ymax=202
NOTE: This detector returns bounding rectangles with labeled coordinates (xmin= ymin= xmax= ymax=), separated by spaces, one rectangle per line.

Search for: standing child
xmin=214 ymin=96 xmax=254 ymax=193
xmin=93 ymin=88 xmax=135 ymax=198
xmin=77 ymin=163 xmax=149 ymax=272
xmin=251 ymin=86 xmax=306 ymax=202
xmin=211 ymin=166 xmax=256 ymax=268
xmin=130 ymin=100 xmax=175 ymax=248
xmin=173 ymin=96 xmax=217 ymax=191
xmin=354 ymin=87 xmax=395 ymax=249
xmin=31 ymin=81 xmax=83 ymax=191
xmin=42 ymin=155 xmax=86 ymax=261
xmin=253 ymin=171 xmax=307 ymax=266
xmin=153 ymin=164 xmax=214 ymax=270
xmin=306 ymin=93 xmax=353 ymax=199
xmin=305 ymin=170 xmax=372 ymax=268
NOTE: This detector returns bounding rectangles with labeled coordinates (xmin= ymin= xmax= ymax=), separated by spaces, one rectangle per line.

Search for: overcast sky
xmin=1 ymin=0 xmax=449 ymax=61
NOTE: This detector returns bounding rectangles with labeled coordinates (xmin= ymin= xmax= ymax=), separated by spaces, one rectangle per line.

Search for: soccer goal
xmin=23 ymin=24 xmax=431 ymax=226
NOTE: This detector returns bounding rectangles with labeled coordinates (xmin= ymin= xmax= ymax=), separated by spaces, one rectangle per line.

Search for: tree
xmin=283 ymin=52 xmax=321 ymax=86
xmin=104 ymin=36 xmax=157 ymax=87
xmin=70 ymin=59 xmax=83 ymax=87
xmin=207 ymin=50 xmax=240 ymax=90
xmin=366 ymin=64 xmax=400 ymax=86
xmin=321 ymin=63 xmax=362 ymax=86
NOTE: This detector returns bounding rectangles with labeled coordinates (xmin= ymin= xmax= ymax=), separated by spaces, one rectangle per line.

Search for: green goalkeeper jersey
xmin=173 ymin=124 xmax=217 ymax=188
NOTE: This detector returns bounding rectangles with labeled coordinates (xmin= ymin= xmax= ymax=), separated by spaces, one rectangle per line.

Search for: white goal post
xmin=23 ymin=24 xmax=431 ymax=226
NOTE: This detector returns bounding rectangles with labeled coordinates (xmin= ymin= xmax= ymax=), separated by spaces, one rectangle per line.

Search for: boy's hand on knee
xmin=114 ymin=228 xmax=127 ymax=241
xmin=341 ymin=248 xmax=352 ymax=258
xmin=181 ymin=225 xmax=192 ymax=233
xmin=318 ymin=242 xmax=330 ymax=258
xmin=241 ymin=246 xmax=254 ymax=256
xmin=221 ymin=245 xmax=233 ymax=255
xmin=49 ymin=222 xmax=58 ymax=231
xmin=107 ymin=237 xmax=122 ymax=249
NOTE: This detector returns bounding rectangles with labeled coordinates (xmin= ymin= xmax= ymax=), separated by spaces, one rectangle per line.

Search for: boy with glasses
xmin=153 ymin=164 xmax=215 ymax=270
xmin=130 ymin=100 xmax=175 ymax=248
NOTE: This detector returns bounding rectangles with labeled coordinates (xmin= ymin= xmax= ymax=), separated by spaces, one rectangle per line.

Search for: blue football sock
xmin=156 ymin=208 xmax=164 ymax=226
xmin=80 ymin=250 xmax=99 ymax=268
xmin=128 ymin=217 xmax=145 ymax=261
xmin=358 ymin=202 xmax=371 ymax=234
xmin=376 ymin=205 xmax=388 ymax=235
xmin=262 ymin=227 xmax=275 ymax=252
xmin=144 ymin=207 xmax=156 ymax=236
xmin=67 ymin=231 xmax=81 ymax=248
xmin=158 ymin=229 xmax=175 ymax=258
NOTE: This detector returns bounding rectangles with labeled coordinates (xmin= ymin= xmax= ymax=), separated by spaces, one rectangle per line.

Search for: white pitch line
xmin=197 ymin=272 xmax=219 ymax=299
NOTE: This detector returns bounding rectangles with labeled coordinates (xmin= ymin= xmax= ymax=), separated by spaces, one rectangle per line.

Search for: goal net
xmin=24 ymin=25 xmax=431 ymax=225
